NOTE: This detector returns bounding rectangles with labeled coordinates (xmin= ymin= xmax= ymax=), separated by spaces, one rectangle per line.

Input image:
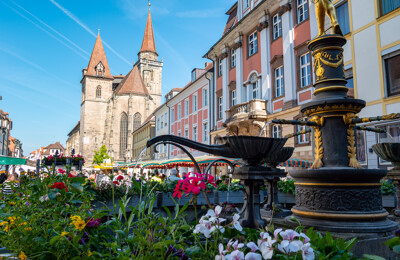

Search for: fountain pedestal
xmin=285 ymin=35 xmax=398 ymax=233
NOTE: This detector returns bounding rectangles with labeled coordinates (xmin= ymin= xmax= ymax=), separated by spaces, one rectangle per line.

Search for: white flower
xmin=299 ymin=233 xmax=310 ymax=243
xmin=232 ymin=213 xmax=243 ymax=231
xmin=226 ymin=250 xmax=245 ymax=260
xmin=232 ymin=240 xmax=244 ymax=250
xmin=277 ymin=240 xmax=290 ymax=254
xmin=259 ymin=236 xmax=275 ymax=259
xmin=274 ymin=228 xmax=282 ymax=240
xmin=246 ymin=242 xmax=259 ymax=252
xmin=301 ymin=243 xmax=315 ymax=260
xmin=215 ymin=243 xmax=227 ymax=260
xmin=280 ymin=229 xmax=299 ymax=241
xmin=244 ymin=252 xmax=262 ymax=260
xmin=288 ymin=240 xmax=303 ymax=253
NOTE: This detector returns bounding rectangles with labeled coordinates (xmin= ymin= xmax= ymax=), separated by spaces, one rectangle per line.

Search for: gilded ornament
xmin=309 ymin=116 xmax=325 ymax=169
xmin=313 ymin=0 xmax=343 ymax=36
xmin=343 ymin=113 xmax=362 ymax=169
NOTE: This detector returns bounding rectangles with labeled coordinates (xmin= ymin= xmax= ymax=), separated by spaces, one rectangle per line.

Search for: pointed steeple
xmin=139 ymin=3 xmax=157 ymax=55
xmin=85 ymin=33 xmax=112 ymax=79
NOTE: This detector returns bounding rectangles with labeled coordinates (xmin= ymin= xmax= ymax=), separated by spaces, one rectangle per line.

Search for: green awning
xmin=0 ymin=156 xmax=27 ymax=165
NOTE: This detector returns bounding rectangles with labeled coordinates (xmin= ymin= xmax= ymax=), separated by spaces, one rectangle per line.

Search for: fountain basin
xmin=372 ymin=143 xmax=400 ymax=170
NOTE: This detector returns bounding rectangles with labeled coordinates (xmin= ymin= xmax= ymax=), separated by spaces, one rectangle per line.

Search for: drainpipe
xmin=205 ymin=70 xmax=213 ymax=145
xmin=166 ymin=102 xmax=171 ymax=160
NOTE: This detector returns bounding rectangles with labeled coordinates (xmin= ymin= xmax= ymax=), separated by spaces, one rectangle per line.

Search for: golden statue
xmin=314 ymin=0 xmax=343 ymax=36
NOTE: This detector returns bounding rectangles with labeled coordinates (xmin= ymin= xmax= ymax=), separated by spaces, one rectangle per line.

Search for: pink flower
xmin=86 ymin=218 xmax=101 ymax=228
xmin=58 ymin=169 xmax=66 ymax=174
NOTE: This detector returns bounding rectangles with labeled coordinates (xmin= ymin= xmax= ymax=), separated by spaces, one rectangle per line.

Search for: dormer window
xmin=95 ymin=62 xmax=104 ymax=77
xmin=192 ymin=70 xmax=196 ymax=82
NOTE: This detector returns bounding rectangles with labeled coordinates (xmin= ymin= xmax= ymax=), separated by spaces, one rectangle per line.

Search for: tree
xmin=93 ymin=145 xmax=111 ymax=165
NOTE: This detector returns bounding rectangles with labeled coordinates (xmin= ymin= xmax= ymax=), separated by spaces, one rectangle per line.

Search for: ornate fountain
xmin=147 ymin=135 xmax=291 ymax=228
xmin=270 ymin=3 xmax=400 ymax=232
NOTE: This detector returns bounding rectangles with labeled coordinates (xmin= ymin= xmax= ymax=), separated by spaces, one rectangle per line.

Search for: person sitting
xmin=166 ymin=169 xmax=181 ymax=183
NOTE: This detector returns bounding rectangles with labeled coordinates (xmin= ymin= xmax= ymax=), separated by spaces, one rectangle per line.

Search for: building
xmin=132 ymin=115 xmax=155 ymax=162
xmin=342 ymin=0 xmax=400 ymax=169
xmin=8 ymin=137 xmax=23 ymax=158
xmin=0 ymin=108 xmax=12 ymax=157
xmin=66 ymin=6 xmax=163 ymax=165
xmin=28 ymin=142 xmax=66 ymax=161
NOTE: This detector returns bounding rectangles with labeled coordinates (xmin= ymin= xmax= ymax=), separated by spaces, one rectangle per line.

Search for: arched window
xmin=119 ymin=113 xmax=128 ymax=158
xmin=96 ymin=86 xmax=101 ymax=98
xmin=133 ymin=113 xmax=142 ymax=132
xmin=249 ymin=73 xmax=259 ymax=99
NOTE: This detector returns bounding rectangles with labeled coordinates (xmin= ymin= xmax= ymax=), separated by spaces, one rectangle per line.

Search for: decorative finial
xmin=148 ymin=0 xmax=151 ymax=9
xmin=98 ymin=27 xmax=100 ymax=35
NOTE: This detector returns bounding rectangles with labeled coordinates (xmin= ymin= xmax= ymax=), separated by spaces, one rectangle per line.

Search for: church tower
xmin=79 ymin=33 xmax=113 ymax=164
xmin=135 ymin=3 xmax=163 ymax=109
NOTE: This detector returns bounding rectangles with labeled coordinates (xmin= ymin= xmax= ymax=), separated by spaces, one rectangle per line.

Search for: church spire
xmin=139 ymin=1 xmax=157 ymax=55
xmin=85 ymin=32 xmax=112 ymax=79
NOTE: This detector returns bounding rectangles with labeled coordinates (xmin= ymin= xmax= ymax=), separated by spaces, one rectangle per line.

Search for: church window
xmin=96 ymin=86 xmax=102 ymax=98
xmin=133 ymin=113 xmax=142 ymax=132
xmin=95 ymin=62 xmax=104 ymax=77
xmin=119 ymin=113 xmax=128 ymax=158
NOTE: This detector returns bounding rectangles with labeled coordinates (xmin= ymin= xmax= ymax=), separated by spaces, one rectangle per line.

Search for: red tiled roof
xmin=85 ymin=34 xmax=113 ymax=79
xmin=114 ymin=65 xmax=149 ymax=95
xmin=139 ymin=9 xmax=157 ymax=55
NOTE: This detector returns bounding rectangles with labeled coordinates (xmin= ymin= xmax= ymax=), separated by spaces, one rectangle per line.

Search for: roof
xmin=133 ymin=115 xmax=155 ymax=134
xmin=171 ymin=88 xmax=183 ymax=92
xmin=223 ymin=4 xmax=238 ymax=35
xmin=85 ymin=34 xmax=113 ymax=79
xmin=113 ymin=74 xmax=125 ymax=78
xmin=139 ymin=9 xmax=157 ymax=55
xmin=68 ymin=121 xmax=80 ymax=136
xmin=45 ymin=142 xmax=65 ymax=150
xmin=114 ymin=65 xmax=149 ymax=95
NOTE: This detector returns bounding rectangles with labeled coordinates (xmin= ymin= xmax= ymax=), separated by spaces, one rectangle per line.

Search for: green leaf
xmin=69 ymin=177 xmax=86 ymax=184
xmin=344 ymin=237 xmax=358 ymax=251
xmin=383 ymin=236 xmax=400 ymax=247
xmin=162 ymin=206 xmax=172 ymax=219
xmin=69 ymin=199 xmax=83 ymax=204
xmin=49 ymin=235 xmax=61 ymax=246
xmin=393 ymin=245 xmax=400 ymax=253
xmin=178 ymin=201 xmax=190 ymax=216
xmin=69 ymin=183 xmax=83 ymax=193
xmin=363 ymin=254 xmax=387 ymax=260
xmin=185 ymin=246 xmax=203 ymax=257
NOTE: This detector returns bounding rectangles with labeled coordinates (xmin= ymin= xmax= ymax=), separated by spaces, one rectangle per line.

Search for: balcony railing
xmin=225 ymin=99 xmax=268 ymax=123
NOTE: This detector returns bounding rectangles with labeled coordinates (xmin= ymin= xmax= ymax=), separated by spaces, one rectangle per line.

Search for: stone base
xmin=285 ymin=215 xmax=398 ymax=233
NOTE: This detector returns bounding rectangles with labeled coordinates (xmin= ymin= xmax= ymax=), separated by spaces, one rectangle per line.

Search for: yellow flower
xmin=88 ymin=250 xmax=93 ymax=256
xmin=25 ymin=227 xmax=32 ymax=231
xmin=8 ymin=202 xmax=16 ymax=206
xmin=61 ymin=232 xmax=70 ymax=236
xmin=14 ymin=180 xmax=19 ymax=183
xmin=70 ymin=215 xmax=86 ymax=231
xmin=19 ymin=251 xmax=27 ymax=260
xmin=70 ymin=215 xmax=81 ymax=222
xmin=0 ymin=221 xmax=8 ymax=226
xmin=3 ymin=225 xmax=11 ymax=232
xmin=19 ymin=222 xmax=27 ymax=226
xmin=8 ymin=216 xmax=17 ymax=224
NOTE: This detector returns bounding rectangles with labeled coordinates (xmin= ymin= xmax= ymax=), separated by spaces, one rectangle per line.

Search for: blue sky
xmin=0 ymin=0 xmax=236 ymax=155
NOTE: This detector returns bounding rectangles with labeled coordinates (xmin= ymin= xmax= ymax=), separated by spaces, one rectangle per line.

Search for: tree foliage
xmin=93 ymin=145 xmax=111 ymax=165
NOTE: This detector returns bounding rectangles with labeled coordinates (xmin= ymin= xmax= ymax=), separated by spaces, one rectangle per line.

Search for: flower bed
xmin=0 ymin=170 xmax=386 ymax=259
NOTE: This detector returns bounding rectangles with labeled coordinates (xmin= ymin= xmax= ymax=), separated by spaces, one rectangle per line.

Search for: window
xmin=157 ymin=118 xmax=160 ymax=131
xmin=231 ymin=90 xmax=237 ymax=107
xmin=96 ymin=86 xmax=101 ymax=98
xmin=133 ymin=113 xmax=141 ymax=131
xmin=272 ymin=125 xmax=282 ymax=138
xmin=378 ymin=123 xmax=400 ymax=164
xmin=185 ymin=99 xmax=189 ymax=116
xmin=336 ymin=2 xmax=350 ymax=35
xmin=300 ymin=53 xmax=311 ymax=88
xmin=95 ymin=62 xmax=104 ymax=77
xmin=193 ymin=126 xmax=197 ymax=141
xmin=160 ymin=115 xmax=164 ymax=129
xmin=203 ymin=122 xmax=208 ymax=142
xmin=275 ymin=66 xmax=284 ymax=97
xmin=177 ymin=104 xmax=181 ymax=120
xmin=231 ymin=48 xmax=236 ymax=68
xmin=244 ymin=0 xmax=250 ymax=9
xmin=379 ymin=0 xmax=400 ymax=16
xmin=297 ymin=0 xmax=308 ymax=23
xmin=248 ymin=31 xmax=258 ymax=56
xmin=192 ymin=70 xmax=196 ymax=82
xmin=164 ymin=112 xmax=167 ymax=126
xmin=193 ymin=94 xmax=198 ymax=112
xmin=218 ymin=58 xmax=223 ymax=77
xmin=171 ymin=108 xmax=175 ymax=123
xmin=384 ymin=53 xmax=400 ymax=96
xmin=203 ymin=88 xmax=208 ymax=107
xmin=184 ymin=128 xmax=189 ymax=139
xmin=273 ymin=14 xmax=282 ymax=39
xmin=119 ymin=113 xmax=128 ymax=158
xmin=297 ymin=125 xmax=309 ymax=144
xmin=218 ymin=96 xmax=223 ymax=119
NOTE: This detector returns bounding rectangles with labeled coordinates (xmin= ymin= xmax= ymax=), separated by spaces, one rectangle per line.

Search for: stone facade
xmin=66 ymin=9 xmax=162 ymax=165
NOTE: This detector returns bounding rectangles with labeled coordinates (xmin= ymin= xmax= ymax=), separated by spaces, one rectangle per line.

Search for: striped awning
xmin=0 ymin=156 xmax=26 ymax=165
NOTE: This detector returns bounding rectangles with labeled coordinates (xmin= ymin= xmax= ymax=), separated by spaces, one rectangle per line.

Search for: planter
xmin=383 ymin=195 xmax=395 ymax=208
xmin=278 ymin=192 xmax=295 ymax=204
xmin=43 ymin=161 xmax=82 ymax=166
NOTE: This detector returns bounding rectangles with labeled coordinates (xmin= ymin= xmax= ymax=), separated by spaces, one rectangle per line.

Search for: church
xmin=66 ymin=7 xmax=162 ymax=165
